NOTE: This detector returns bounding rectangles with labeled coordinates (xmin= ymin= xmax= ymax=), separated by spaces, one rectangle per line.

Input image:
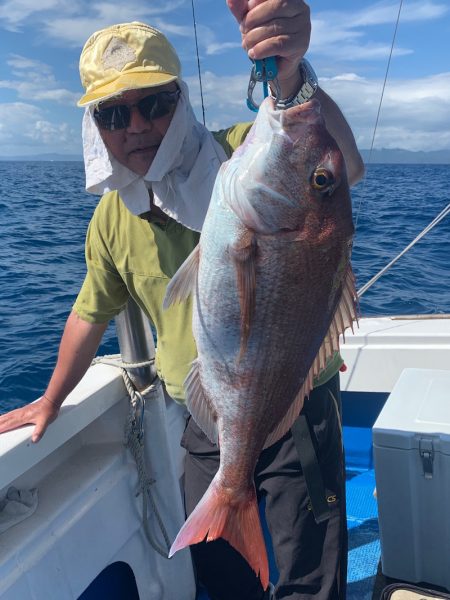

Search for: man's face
xmin=96 ymin=83 xmax=178 ymax=176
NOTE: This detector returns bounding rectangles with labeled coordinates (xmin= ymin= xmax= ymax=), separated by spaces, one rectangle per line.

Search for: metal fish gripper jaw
xmin=246 ymin=56 xmax=281 ymax=112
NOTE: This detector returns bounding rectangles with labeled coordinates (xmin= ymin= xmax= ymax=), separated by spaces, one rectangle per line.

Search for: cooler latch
xmin=419 ymin=438 xmax=434 ymax=479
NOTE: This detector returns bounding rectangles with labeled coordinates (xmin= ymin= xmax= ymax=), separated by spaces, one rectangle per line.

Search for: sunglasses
xmin=94 ymin=89 xmax=181 ymax=131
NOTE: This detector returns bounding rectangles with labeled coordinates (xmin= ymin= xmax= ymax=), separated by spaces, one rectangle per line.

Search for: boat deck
xmin=346 ymin=468 xmax=381 ymax=599
xmin=4 ymin=319 xmax=450 ymax=600
xmin=344 ymin=396 xmax=384 ymax=599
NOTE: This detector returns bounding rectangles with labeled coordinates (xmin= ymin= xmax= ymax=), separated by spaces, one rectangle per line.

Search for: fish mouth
xmin=279 ymin=98 xmax=324 ymax=128
xmin=267 ymin=98 xmax=325 ymax=146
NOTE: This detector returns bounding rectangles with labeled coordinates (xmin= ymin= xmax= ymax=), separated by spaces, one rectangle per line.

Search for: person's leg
xmin=163 ymin=385 xmax=190 ymax=481
xmin=257 ymin=374 xmax=347 ymax=600
xmin=181 ymin=417 xmax=268 ymax=600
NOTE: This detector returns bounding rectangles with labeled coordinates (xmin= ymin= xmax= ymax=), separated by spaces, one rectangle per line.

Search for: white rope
xmin=357 ymin=202 xmax=450 ymax=298
xmin=93 ymin=355 xmax=172 ymax=558
xmin=91 ymin=353 xmax=155 ymax=370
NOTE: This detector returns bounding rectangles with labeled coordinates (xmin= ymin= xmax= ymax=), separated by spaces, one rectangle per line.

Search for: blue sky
xmin=0 ymin=0 xmax=449 ymax=157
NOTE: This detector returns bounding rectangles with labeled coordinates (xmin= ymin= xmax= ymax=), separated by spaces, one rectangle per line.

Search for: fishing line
xmin=354 ymin=0 xmax=404 ymax=230
xmin=191 ymin=0 xmax=206 ymax=125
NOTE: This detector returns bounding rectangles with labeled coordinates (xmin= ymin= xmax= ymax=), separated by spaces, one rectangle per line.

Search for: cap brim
xmin=77 ymin=71 xmax=178 ymax=106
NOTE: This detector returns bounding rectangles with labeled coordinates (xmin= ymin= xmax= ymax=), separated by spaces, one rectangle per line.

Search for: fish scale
xmin=164 ymin=97 xmax=357 ymax=590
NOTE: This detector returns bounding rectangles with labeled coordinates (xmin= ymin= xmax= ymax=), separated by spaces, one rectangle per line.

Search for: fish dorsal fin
xmin=163 ymin=244 xmax=200 ymax=309
xmin=263 ymin=265 xmax=358 ymax=449
xmin=311 ymin=266 xmax=359 ymax=368
xmin=229 ymin=230 xmax=257 ymax=359
xmin=185 ymin=359 xmax=219 ymax=446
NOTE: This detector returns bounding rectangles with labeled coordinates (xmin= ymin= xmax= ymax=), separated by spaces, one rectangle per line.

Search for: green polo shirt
xmin=73 ymin=122 xmax=342 ymax=401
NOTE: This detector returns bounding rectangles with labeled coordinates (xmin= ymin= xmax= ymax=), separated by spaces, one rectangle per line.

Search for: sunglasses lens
xmin=94 ymin=90 xmax=180 ymax=131
xmin=94 ymin=105 xmax=130 ymax=131
xmin=138 ymin=91 xmax=180 ymax=121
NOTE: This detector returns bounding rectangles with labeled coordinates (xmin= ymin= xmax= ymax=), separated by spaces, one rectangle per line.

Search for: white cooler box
xmin=373 ymin=368 xmax=450 ymax=590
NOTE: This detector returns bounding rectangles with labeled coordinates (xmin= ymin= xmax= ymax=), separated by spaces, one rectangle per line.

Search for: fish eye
xmin=311 ymin=168 xmax=335 ymax=193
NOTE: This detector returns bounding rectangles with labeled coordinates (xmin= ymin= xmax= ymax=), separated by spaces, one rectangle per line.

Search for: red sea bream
xmin=164 ymin=97 xmax=358 ymax=589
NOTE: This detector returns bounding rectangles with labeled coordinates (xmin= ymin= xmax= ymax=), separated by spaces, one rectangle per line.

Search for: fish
xmin=163 ymin=96 xmax=357 ymax=590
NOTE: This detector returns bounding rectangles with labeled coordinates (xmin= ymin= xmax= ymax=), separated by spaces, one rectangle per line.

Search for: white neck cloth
xmin=82 ymin=80 xmax=228 ymax=231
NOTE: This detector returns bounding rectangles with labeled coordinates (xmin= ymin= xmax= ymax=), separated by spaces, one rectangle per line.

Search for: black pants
xmin=181 ymin=373 xmax=347 ymax=600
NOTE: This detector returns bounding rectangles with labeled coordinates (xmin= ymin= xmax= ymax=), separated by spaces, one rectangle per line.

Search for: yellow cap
xmin=78 ymin=22 xmax=181 ymax=107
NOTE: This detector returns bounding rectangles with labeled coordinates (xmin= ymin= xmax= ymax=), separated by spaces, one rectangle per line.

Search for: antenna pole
xmin=355 ymin=0 xmax=404 ymax=229
xmin=191 ymin=0 xmax=206 ymax=125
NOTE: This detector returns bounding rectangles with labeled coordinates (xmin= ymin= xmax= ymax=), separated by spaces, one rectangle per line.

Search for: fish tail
xmin=169 ymin=478 xmax=269 ymax=590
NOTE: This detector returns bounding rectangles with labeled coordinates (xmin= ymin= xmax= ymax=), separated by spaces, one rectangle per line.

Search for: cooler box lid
xmin=373 ymin=368 xmax=450 ymax=454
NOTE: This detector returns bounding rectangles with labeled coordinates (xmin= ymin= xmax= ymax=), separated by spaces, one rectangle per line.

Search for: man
xmin=0 ymin=1 xmax=364 ymax=598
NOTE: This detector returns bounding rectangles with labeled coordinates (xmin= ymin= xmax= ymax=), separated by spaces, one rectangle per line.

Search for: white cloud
xmin=0 ymin=79 xmax=79 ymax=104
xmin=317 ymin=1 xmax=448 ymax=29
xmin=316 ymin=41 xmax=412 ymax=62
xmin=150 ymin=19 xmax=241 ymax=57
xmin=0 ymin=0 xmax=449 ymax=155
xmin=1 ymin=0 xmax=187 ymax=45
xmin=151 ymin=18 xmax=194 ymax=39
xmin=0 ymin=0 xmax=236 ymax=57
xmin=311 ymin=1 xmax=448 ymax=63
xmin=0 ymin=54 xmax=80 ymax=105
xmin=319 ymin=72 xmax=450 ymax=151
xmin=184 ymin=69 xmax=450 ymax=152
xmin=0 ymin=0 xmax=75 ymax=31
xmin=205 ymin=41 xmax=242 ymax=56
xmin=93 ymin=0 xmax=185 ymax=19
xmin=1 ymin=68 xmax=449 ymax=156
xmin=42 ymin=13 xmax=195 ymax=49
xmin=310 ymin=20 xmax=412 ymax=63
xmin=0 ymin=102 xmax=80 ymax=155
xmin=7 ymin=54 xmax=54 ymax=76
xmin=401 ymin=1 xmax=448 ymax=21
xmin=185 ymin=71 xmax=254 ymax=127
xmin=26 ymin=120 xmax=72 ymax=144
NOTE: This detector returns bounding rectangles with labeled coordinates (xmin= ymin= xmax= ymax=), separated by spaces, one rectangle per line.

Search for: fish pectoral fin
xmin=163 ymin=244 xmax=200 ymax=309
xmin=263 ymin=265 xmax=359 ymax=450
xmin=169 ymin=478 xmax=270 ymax=591
xmin=228 ymin=177 xmax=270 ymax=233
xmin=185 ymin=359 xmax=219 ymax=445
xmin=229 ymin=230 xmax=257 ymax=358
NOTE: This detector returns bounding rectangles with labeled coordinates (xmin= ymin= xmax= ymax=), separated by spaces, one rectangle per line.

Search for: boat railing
xmin=0 ymin=298 xmax=156 ymax=493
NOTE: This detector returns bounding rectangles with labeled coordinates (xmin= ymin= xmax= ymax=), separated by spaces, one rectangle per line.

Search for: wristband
xmin=273 ymin=59 xmax=318 ymax=109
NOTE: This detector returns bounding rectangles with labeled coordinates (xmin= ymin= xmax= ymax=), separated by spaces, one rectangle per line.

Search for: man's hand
xmin=227 ymin=0 xmax=311 ymax=95
xmin=0 ymin=396 xmax=60 ymax=443
xmin=0 ymin=311 xmax=108 ymax=444
xmin=227 ymin=0 xmax=364 ymax=184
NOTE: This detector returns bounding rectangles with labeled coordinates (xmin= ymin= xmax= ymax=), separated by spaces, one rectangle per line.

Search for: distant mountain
xmin=1 ymin=148 xmax=450 ymax=164
xmin=0 ymin=153 xmax=83 ymax=162
xmin=360 ymin=148 xmax=450 ymax=165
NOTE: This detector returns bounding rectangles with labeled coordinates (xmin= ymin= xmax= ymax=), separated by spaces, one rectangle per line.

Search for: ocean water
xmin=0 ymin=161 xmax=449 ymax=412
